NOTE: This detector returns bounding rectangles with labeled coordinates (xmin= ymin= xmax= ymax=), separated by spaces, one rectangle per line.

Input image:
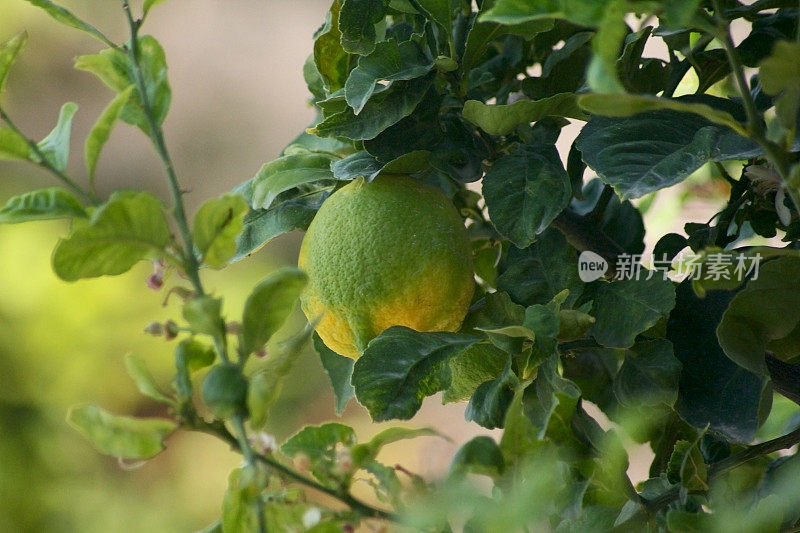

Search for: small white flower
xmin=302 ymin=507 xmax=322 ymax=529
xmin=248 ymin=432 xmax=277 ymax=454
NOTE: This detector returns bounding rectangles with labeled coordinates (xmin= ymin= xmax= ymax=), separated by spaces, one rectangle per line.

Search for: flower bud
xmin=164 ymin=320 xmax=179 ymax=341
xmin=143 ymin=322 xmax=164 ymax=336
xmin=249 ymin=431 xmax=277 ymax=455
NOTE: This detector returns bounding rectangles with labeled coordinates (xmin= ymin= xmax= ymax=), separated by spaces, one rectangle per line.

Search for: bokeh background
xmin=0 ymin=1 xmax=778 ymax=532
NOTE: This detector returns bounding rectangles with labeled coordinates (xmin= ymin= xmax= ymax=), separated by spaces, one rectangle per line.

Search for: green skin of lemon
xmin=298 ymin=174 xmax=474 ymax=359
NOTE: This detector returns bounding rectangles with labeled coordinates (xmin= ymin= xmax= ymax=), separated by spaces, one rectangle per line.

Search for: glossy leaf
xmin=483 ymin=144 xmax=571 ymax=248
xmin=415 ymin=0 xmax=450 ymax=29
xmin=463 ymin=94 xmax=587 ymax=135
xmin=465 ymin=356 xmax=517 ymax=429
xmin=37 ymin=102 xmax=78 ymax=171
xmin=52 ymin=191 xmax=170 ymax=281
xmin=193 ymin=194 xmax=249 ymax=268
xmin=330 ymin=150 xmax=429 ymax=181
xmin=613 ymin=340 xmax=681 ymax=409
xmin=67 ymin=404 xmax=176 ymax=459
xmin=249 ymin=154 xmax=334 ymax=210
xmin=345 ymin=40 xmax=432 ymax=113
xmin=314 ymin=0 xmax=350 ymax=92
xmin=314 ymin=333 xmax=355 ymax=415
xmin=240 ymin=267 xmax=307 ymax=356
xmin=0 ymin=187 xmax=87 ymax=223
xmin=667 ymin=438 xmax=708 ymax=491
xmin=352 ymin=327 xmax=479 ymax=421
xmin=338 ymin=0 xmax=387 ymax=55
xmin=281 ymin=422 xmax=357 ymax=482
xmin=590 ymin=276 xmax=676 ymax=349
xmin=85 ymin=86 xmax=134 ymax=183
xmin=449 ymin=436 xmax=505 ymax=479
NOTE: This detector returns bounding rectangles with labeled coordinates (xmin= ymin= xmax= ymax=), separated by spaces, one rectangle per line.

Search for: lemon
xmin=298 ymin=174 xmax=474 ymax=359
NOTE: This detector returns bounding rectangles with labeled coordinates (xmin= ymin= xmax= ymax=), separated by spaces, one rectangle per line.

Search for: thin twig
xmin=0 ymin=107 xmax=97 ymax=204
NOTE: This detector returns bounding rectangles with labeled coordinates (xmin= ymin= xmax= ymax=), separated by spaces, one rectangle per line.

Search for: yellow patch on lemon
xmin=298 ymin=174 xmax=474 ymax=358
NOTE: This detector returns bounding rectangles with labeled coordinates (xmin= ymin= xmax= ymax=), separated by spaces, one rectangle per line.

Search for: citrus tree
xmin=3 ymin=0 xmax=800 ymax=531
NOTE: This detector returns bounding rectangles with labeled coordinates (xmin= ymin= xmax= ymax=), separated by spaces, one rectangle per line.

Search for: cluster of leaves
xmin=4 ymin=0 xmax=800 ymax=531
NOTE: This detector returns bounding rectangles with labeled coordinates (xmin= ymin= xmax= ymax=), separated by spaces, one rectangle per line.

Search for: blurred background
xmin=0 ymin=1 xmax=775 ymax=532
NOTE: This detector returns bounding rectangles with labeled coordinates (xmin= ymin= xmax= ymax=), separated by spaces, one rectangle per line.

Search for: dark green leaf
xmin=718 ymin=257 xmax=800 ymax=376
xmin=0 ymin=187 xmax=87 ymax=223
xmin=202 ymin=363 xmax=248 ymax=419
xmin=415 ymin=0 xmax=451 ymax=30
xmin=614 ymin=340 xmax=681 ymax=409
xmin=590 ymin=276 xmax=676 ymax=349
xmin=314 ymin=333 xmax=355 ymax=415
xmin=443 ymin=342 xmax=509 ymax=403
xmin=240 ymin=267 xmax=307 ymax=356
xmin=37 ymin=102 xmax=77 ymax=171
xmin=576 ymin=97 xmax=762 ymax=199
xmin=462 ymin=94 xmax=587 ymax=136
xmin=125 ymin=354 xmax=173 ymax=405
xmin=183 ymin=296 xmax=224 ymax=337
xmin=0 ymin=127 xmax=31 ymax=160
xmin=249 ymin=154 xmax=335 ymax=210
xmin=314 ymin=0 xmax=351 ymax=92
xmin=311 ymin=73 xmax=433 ymax=140
xmin=174 ymin=338 xmax=216 ymax=400
xmin=496 ymin=228 xmax=583 ymax=307
xmin=352 ymin=326 xmax=479 ymax=421
xmin=667 ymin=438 xmax=708 ymax=491
xmin=20 ymin=0 xmax=113 ymax=46
xmin=338 ymin=0 xmax=388 ymax=55
xmin=463 ymin=290 xmax=527 ymax=354
xmin=0 ymin=31 xmax=27 ymax=93
xmin=344 ymin=39 xmax=432 ymax=113
xmin=483 ymin=145 xmax=571 ymax=248
xmin=523 ymin=299 xmax=561 ymax=369
xmin=85 ymin=86 xmax=133 ymax=183
xmin=465 ymin=356 xmax=517 ymax=429
xmin=52 ymin=191 xmax=170 ymax=281
xmin=449 ymin=436 xmax=505 ymax=479
xmin=667 ymin=282 xmax=771 ymax=443
xmin=330 ymin=150 xmax=429 ymax=181
xmin=67 ymin=404 xmax=176 ymax=459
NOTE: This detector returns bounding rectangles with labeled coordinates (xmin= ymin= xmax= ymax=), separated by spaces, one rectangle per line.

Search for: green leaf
xmin=202 ymin=363 xmax=248 ymax=419
xmin=760 ymin=40 xmax=800 ymax=135
xmin=449 ymin=436 xmax=505 ymax=479
xmin=557 ymin=309 xmax=595 ymax=341
xmin=20 ymin=0 xmax=113 ymax=46
xmin=352 ymin=327 xmax=479 ymax=421
xmin=173 ymin=338 xmax=216 ymax=400
xmin=249 ymin=154 xmax=335 ymax=210
xmin=613 ymin=340 xmax=681 ymax=409
xmin=248 ymin=324 xmax=316 ymax=428
xmin=330 ymin=150 xmax=430 ymax=181
xmin=0 ymin=32 xmax=27 ymax=93
xmin=281 ymin=422 xmax=357 ymax=483
xmin=575 ymin=97 xmax=762 ymax=199
xmin=314 ymin=0 xmax=351 ymax=92
xmin=0 ymin=187 xmax=87 ymax=223
xmin=311 ymin=73 xmax=433 ymax=140
xmin=67 ymin=404 xmax=177 ymax=459
xmin=240 ymin=267 xmax=307 ymax=356
xmin=353 ymin=427 xmax=439 ymax=466
xmin=143 ymin=0 xmax=170 ymax=16
xmin=667 ymin=282 xmax=770 ymax=443
xmin=37 ymin=102 xmax=78 ymax=171
xmin=183 ymin=296 xmax=224 ymax=337
xmin=578 ymin=93 xmax=748 ymax=136
xmin=496 ymin=228 xmax=583 ymax=307
xmin=0 ymin=127 xmax=31 ymax=160
xmin=193 ymin=194 xmax=249 ymax=268
xmin=462 ymin=94 xmax=587 ymax=136
xmin=463 ymin=11 xmax=553 ymax=72
xmin=523 ymin=299 xmax=561 ymax=369
xmin=667 ymin=437 xmax=708 ymax=491
xmin=465 ymin=356 xmax=518 ymax=429
xmin=75 ymin=36 xmax=171 ymax=133
xmin=52 ymin=191 xmax=170 ymax=281
xmin=338 ymin=0 xmax=387 ymax=55
xmin=85 ymin=86 xmax=134 ymax=183
xmin=221 ymin=468 xmax=259 ymax=533
xmin=586 ymin=0 xmax=626 ymax=93
xmin=443 ymin=343 xmax=508 ymax=403
xmin=590 ymin=276 xmax=676 ymax=349
xmin=483 ymin=145 xmax=571 ymax=248
xmin=414 ymin=0 xmax=450 ymax=29
xmin=314 ymin=333 xmax=355 ymax=415
xmin=718 ymin=257 xmax=800 ymax=376
xmin=344 ymin=40 xmax=433 ymax=113
xmin=124 ymin=354 xmax=173 ymax=405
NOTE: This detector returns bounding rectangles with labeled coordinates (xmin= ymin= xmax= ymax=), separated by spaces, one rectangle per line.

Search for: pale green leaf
xmin=0 ymin=187 xmax=87 ymax=223
xmin=37 ymin=102 xmax=78 ymax=171
xmin=85 ymin=86 xmax=134 ymax=183
xmin=124 ymin=354 xmax=173 ymax=405
xmin=0 ymin=31 xmax=28 ymax=93
xmin=193 ymin=194 xmax=249 ymax=268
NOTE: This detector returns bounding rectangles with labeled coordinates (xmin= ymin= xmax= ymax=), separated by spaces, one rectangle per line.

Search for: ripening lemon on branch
xmin=298 ymin=174 xmax=474 ymax=359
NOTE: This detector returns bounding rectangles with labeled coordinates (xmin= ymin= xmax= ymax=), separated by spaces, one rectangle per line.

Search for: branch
xmin=766 ymin=353 xmax=800 ymax=406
